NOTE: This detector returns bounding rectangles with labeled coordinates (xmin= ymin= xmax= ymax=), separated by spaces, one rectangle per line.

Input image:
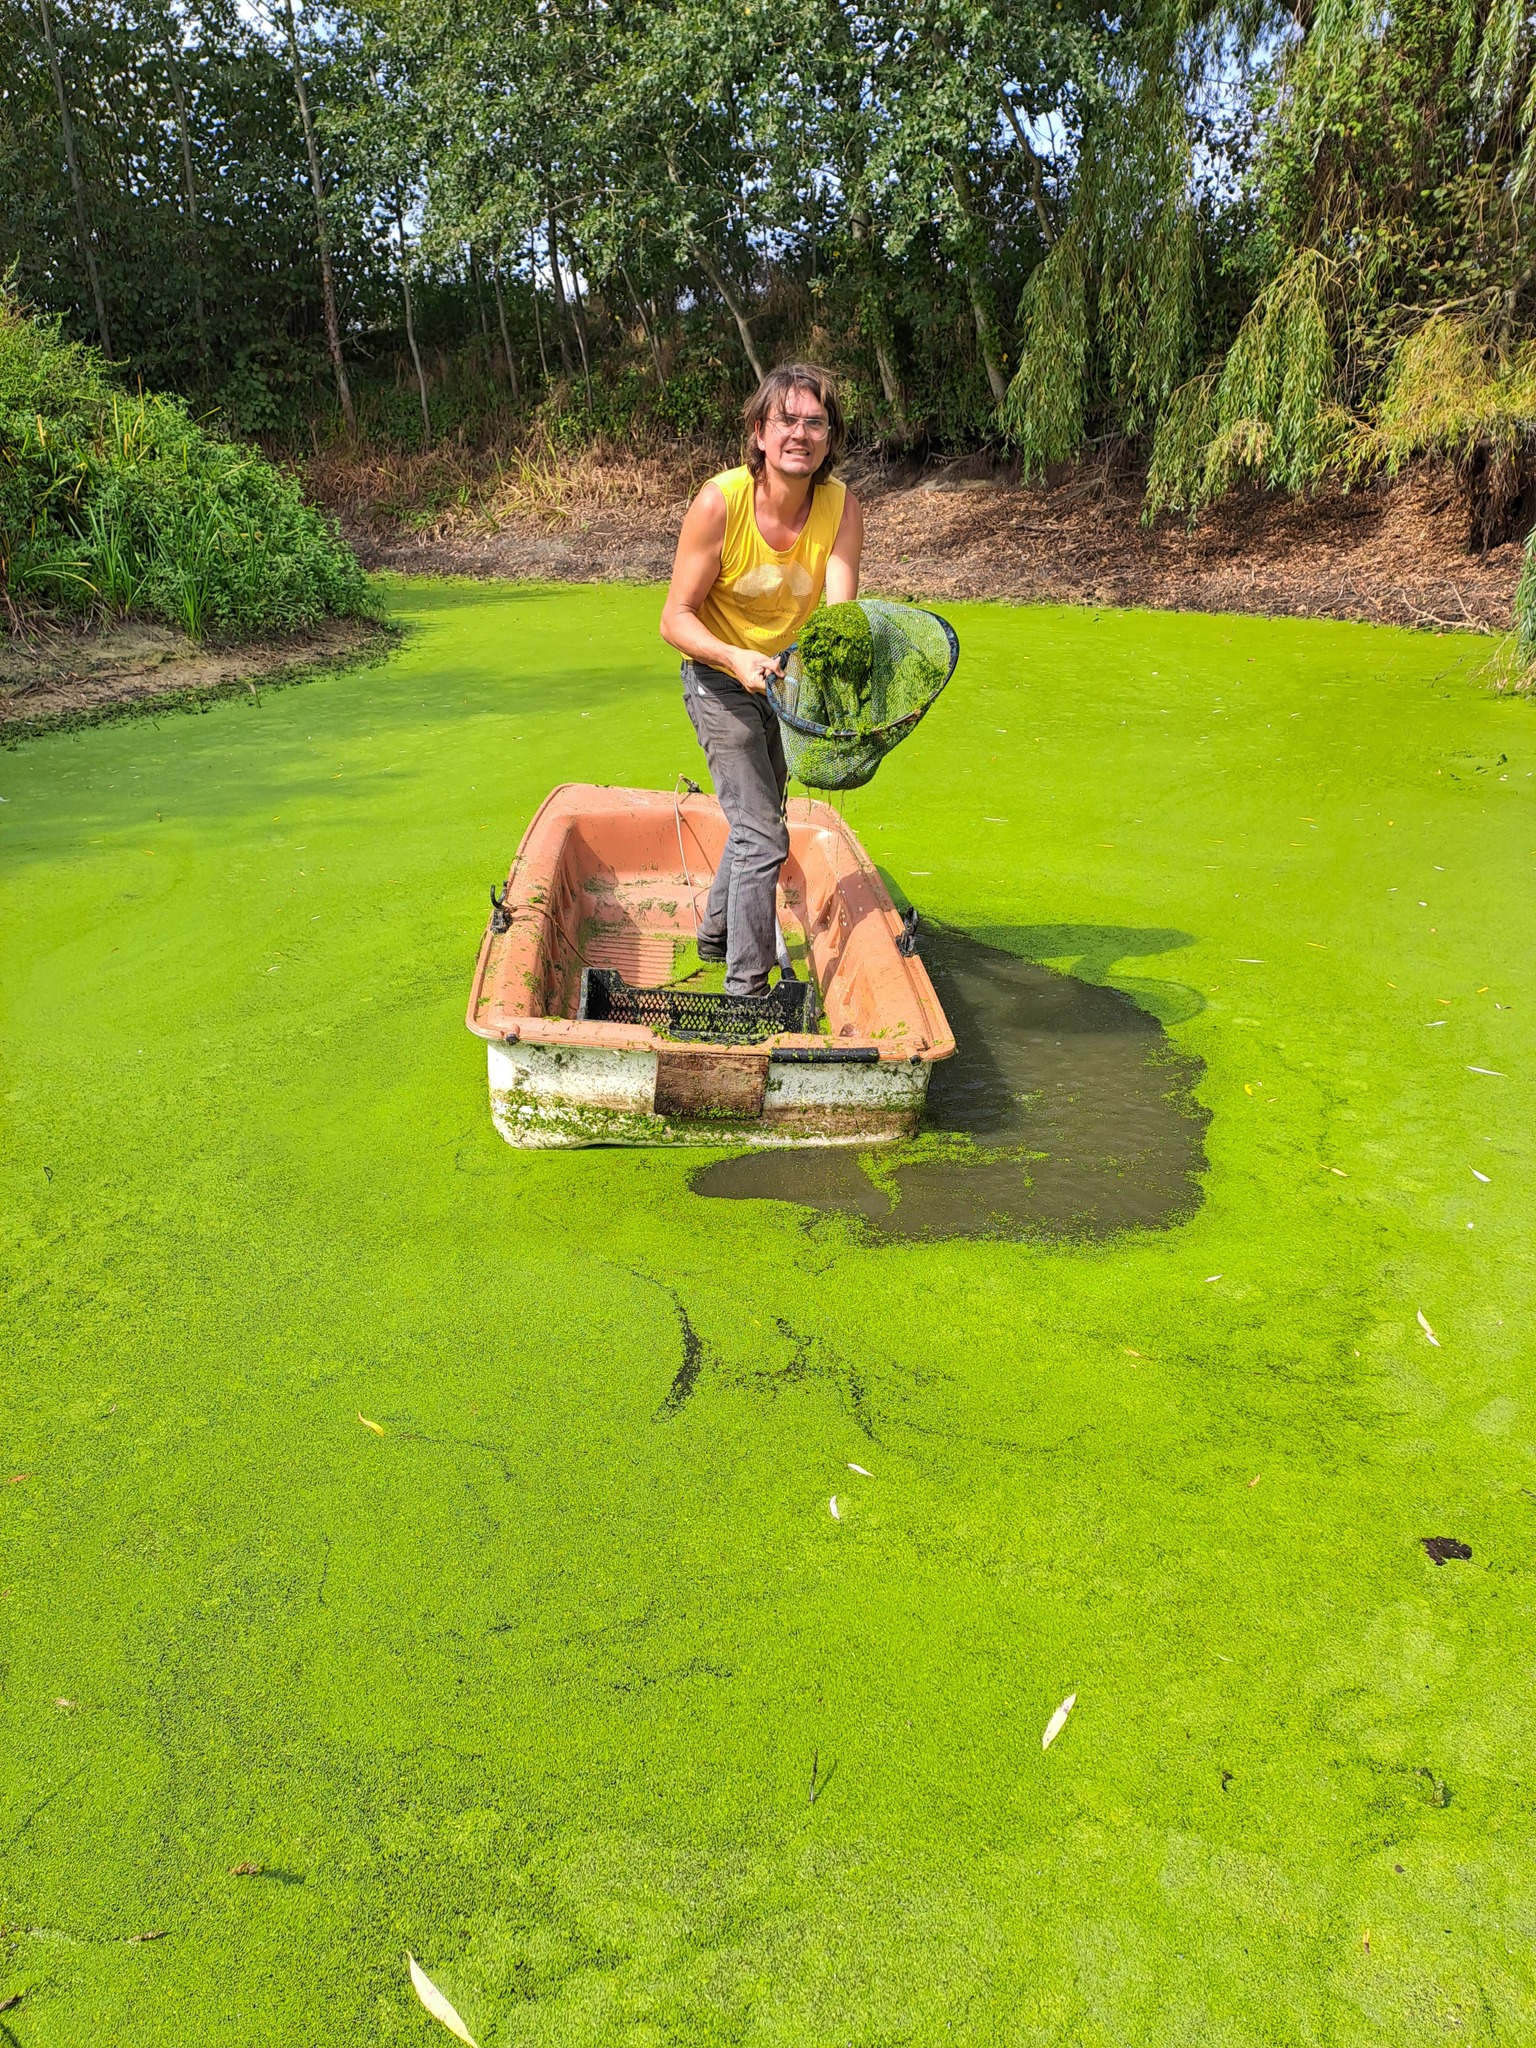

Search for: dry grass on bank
xmin=305 ymin=429 xmax=720 ymax=545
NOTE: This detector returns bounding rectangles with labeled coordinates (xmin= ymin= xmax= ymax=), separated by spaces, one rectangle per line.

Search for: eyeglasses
xmin=768 ymin=408 xmax=830 ymax=438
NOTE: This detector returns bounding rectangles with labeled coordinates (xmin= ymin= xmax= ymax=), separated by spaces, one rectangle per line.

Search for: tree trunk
xmin=695 ymin=244 xmax=766 ymax=383
xmin=469 ymin=243 xmax=490 ymax=354
xmin=163 ymin=38 xmax=206 ymax=360
xmin=396 ymin=202 xmax=430 ymax=446
xmin=966 ymin=263 xmax=1008 ymax=404
xmin=850 ymin=205 xmax=905 ymax=425
xmin=545 ymin=207 xmax=576 ymax=376
xmin=622 ymin=264 xmax=666 ymax=388
xmin=490 ymin=243 xmax=521 ymax=400
xmin=564 ymin=237 xmax=595 ymax=409
xmin=280 ymin=0 xmax=355 ymax=434
xmin=664 ymin=146 xmax=765 ymax=381
xmin=530 ymin=231 xmax=550 ymax=381
xmin=866 ymin=305 xmax=905 ymax=421
xmin=950 ymin=163 xmax=1008 ymax=404
xmin=37 ymin=0 xmax=111 ymax=355
xmin=1001 ymin=97 xmax=1056 ymax=249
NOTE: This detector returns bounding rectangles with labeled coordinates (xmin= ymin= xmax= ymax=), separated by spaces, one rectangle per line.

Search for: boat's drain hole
xmin=690 ymin=924 xmax=1209 ymax=1242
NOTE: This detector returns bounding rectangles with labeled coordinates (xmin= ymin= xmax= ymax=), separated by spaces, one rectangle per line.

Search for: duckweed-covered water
xmin=2 ymin=578 xmax=1533 ymax=2047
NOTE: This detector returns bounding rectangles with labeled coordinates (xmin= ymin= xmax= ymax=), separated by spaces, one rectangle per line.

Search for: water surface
xmin=691 ymin=923 xmax=1209 ymax=1240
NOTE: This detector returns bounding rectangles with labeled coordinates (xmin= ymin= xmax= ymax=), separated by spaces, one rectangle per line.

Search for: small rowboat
xmin=466 ymin=783 xmax=955 ymax=1148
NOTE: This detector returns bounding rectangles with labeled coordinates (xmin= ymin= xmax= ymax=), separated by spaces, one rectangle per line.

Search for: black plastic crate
xmin=578 ymin=966 xmax=815 ymax=1043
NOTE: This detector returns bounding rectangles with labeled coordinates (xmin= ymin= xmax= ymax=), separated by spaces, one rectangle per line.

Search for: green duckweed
xmin=797 ymin=601 xmax=875 ymax=731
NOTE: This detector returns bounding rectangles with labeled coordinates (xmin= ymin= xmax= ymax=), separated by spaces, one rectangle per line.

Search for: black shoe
xmin=696 ymin=937 xmax=727 ymax=962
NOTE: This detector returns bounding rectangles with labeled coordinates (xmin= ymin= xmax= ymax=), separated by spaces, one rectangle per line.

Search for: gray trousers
xmin=682 ymin=661 xmax=789 ymax=996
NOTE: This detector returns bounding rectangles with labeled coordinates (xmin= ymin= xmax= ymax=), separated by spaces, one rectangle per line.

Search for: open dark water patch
xmin=691 ymin=924 xmax=1209 ymax=1242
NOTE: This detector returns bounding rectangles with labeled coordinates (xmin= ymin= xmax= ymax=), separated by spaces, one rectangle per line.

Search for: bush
xmin=1 ymin=289 xmax=369 ymax=637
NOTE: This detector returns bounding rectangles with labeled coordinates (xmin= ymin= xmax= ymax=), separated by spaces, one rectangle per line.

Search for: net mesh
xmin=767 ymin=599 xmax=958 ymax=791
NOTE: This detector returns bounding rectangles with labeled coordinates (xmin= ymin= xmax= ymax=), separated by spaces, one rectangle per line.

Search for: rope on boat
xmin=673 ymin=774 xmax=703 ymax=939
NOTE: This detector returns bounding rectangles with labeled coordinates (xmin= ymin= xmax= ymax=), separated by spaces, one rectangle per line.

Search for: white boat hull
xmin=487 ymin=1038 xmax=932 ymax=1149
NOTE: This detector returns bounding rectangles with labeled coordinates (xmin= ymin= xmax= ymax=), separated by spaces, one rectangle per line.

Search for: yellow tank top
xmin=696 ymin=465 xmax=848 ymax=659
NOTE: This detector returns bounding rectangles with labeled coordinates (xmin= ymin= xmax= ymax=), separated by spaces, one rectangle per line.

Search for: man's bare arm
xmin=824 ymin=491 xmax=864 ymax=603
xmin=660 ymin=485 xmax=780 ymax=692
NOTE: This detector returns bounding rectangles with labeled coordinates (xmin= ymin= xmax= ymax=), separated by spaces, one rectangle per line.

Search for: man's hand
xmin=732 ymin=649 xmax=784 ymax=695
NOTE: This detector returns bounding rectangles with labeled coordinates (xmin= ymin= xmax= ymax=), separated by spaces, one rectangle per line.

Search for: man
xmin=660 ymin=363 xmax=864 ymax=996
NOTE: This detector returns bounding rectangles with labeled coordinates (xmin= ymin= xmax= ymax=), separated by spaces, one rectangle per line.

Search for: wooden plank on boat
xmin=654 ymin=1048 xmax=768 ymax=1120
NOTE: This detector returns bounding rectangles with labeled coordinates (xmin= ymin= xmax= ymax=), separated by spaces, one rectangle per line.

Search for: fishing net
xmin=767 ymin=598 xmax=959 ymax=791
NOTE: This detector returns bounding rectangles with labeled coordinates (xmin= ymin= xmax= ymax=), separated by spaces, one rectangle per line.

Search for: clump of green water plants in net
xmin=0 ymin=287 xmax=369 ymax=638
xmin=880 ymin=645 xmax=947 ymax=723
xmin=797 ymin=601 xmax=875 ymax=730
xmin=775 ymin=597 xmax=958 ymax=790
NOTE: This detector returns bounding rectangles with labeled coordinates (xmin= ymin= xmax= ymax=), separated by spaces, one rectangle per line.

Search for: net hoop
xmin=767 ymin=607 xmax=959 ymax=739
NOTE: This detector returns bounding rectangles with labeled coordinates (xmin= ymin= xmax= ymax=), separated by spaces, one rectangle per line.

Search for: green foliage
xmin=10 ymin=0 xmax=1536 ymax=508
xmin=1002 ymin=69 xmax=1201 ymax=476
xmin=1367 ymin=314 xmax=1536 ymax=478
xmin=0 ymin=293 xmax=368 ymax=635
xmin=1515 ymin=536 xmax=1536 ymax=674
xmin=1146 ymin=249 xmax=1352 ymax=517
xmin=1001 ymin=232 xmax=1089 ymax=474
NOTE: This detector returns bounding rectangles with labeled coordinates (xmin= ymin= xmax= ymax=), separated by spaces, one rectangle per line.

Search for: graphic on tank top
xmin=732 ymin=560 xmax=814 ymax=601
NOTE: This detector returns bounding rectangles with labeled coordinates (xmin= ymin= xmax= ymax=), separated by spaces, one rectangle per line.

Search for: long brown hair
xmin=742 ymin=363 xmax=846 ymax=487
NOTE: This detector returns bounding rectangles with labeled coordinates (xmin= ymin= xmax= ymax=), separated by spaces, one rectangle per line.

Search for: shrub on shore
xmin=1 ymin=291 xmax=368 ymax=639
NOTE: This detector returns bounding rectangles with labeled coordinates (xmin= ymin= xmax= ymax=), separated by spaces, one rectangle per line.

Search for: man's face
xmin=757 ymin=391 xmax=831 ymax=478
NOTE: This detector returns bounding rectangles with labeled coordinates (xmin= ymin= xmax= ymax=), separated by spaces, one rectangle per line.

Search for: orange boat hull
xmin=466 ymin=783 xmax=955 ymax=1148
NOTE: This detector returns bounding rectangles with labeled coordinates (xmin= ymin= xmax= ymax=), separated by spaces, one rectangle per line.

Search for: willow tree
xmin=1003 ymin=0 xmax=1536 ymax=549
xmin=999 ymin=0 xmax=1246 ymax=475
xmin=1146 ymin=0 xmax=1536 ymax=540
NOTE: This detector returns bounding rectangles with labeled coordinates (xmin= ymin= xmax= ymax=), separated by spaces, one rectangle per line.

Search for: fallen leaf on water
xmin=1042 ymin=1694 xmax=1077 ymax=1751
xmin=408 ymin=1954 xmax=478 ymax=2047
xmin=229 ymin=1862 xmax=262 ymax=1877
xmin=829 ymin=1497 xmax=840 ymax=1520
xmin=1416 ymin=1310 xmax=1440 ymax=1348
xmin=847 ymin=1463 xmax=873 ymax=1477
xmin=357 ymin=1413 xmax=385 ymax=1436
xmin=1472 ymin=1168 xmax=1490 ymax=1182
